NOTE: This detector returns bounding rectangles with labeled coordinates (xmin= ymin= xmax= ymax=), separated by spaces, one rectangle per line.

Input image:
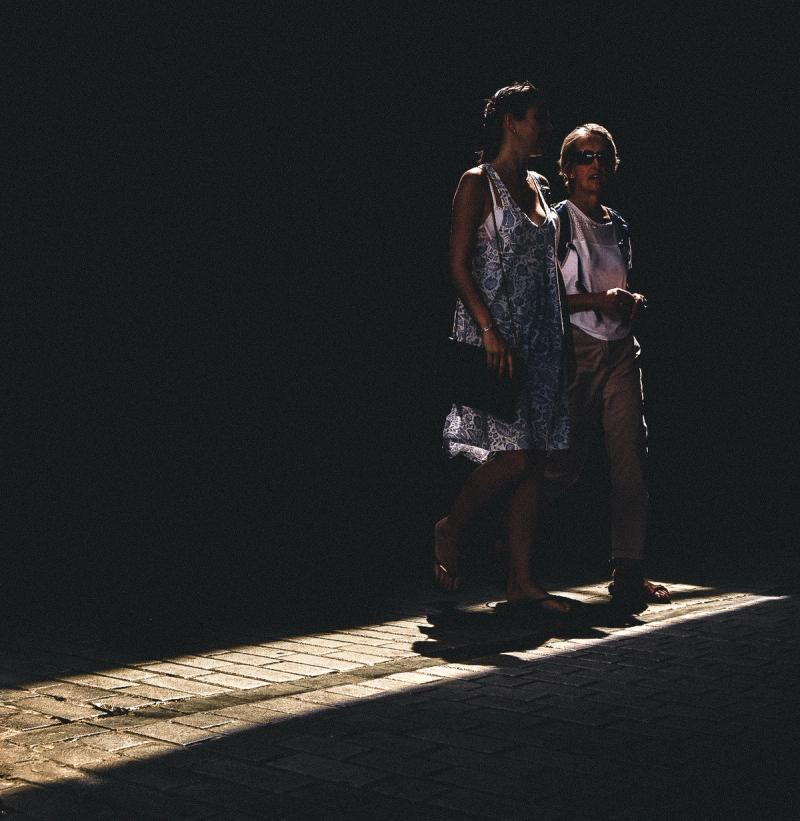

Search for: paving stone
xmin=325 ymin=684 xmax=384 ymax=699
xmin=271 ymin=752 xmax=386 ymax=786
xmin=72 ymin=773 xmax=215 ymax=819
xmin=186 ymin=755 xmax=313 ymax=792
xmin=167 ymin=655 xmax=225 ymax=670
xmin=116 ymin=740 xmax=181 ymax=760
xmin=279 ymin=652 xmax=362 ymax=671
xmin=98 ymin=666 xmax=157 ymax=682
xmin=128 ymin=721 xmax=221 ymax=746
xmin=60 ymin=673 xmax=133 ymax=690
xmin=36 ymin=683 xmax=123 ymax=702
xmin=330 ymin=632 xmax=392 ymax=647
xmin=211 ymin=704 xmax=292 ymax=724
xmin=201 ymin=719 xmax=256 ymax=736
xmin=0 ymin=783 xmax=116 ymax=820
xmin=200 ymin=733 xmax=290 ymax=763
xmin=367 ymin=774 xmax=453 ymax=806
xmin=324 ymin=649 xmax=393 ymax=665
xmin=80 ymin=731 xmax=151 ymax=752
xmin=206 ymin=651 xmax=274 ymax=667
xmin=279 ymin=733 xmax=369 ymax=760
xmin=172 ymin=712 xmax=234 ymax=730
xmin=171 ymin=776 xmax=301 ymax=815
xmin=47 ymin=742 xmax=118 ymax=768
xmin=121 ymin=683 xmax=196 ymax=701
xmin=0 ymin=739 xmax=40 ymax=766
xmin=195 ymin=673 xmax=268 ymax=690
xmin=279 ymin=636 xmax=345 ymax=650
xmin=137 ymin=676 xmax=227 ymax=697
xmin=293 ymin=689 xmax=360 ymax=707
xmin=88 ymin=692 xmax=157 ymax=710
xmin=105 ymin=759 xmax=202 ymax=792
xmin=407 ymin=726 xmax=515 ymax=754
xmin=0 ymin=710 xmax=62 ymax=732
xmin=6 ymin=722 xmax=107 ymax=747
xmin=265 ymin=660 xmax=337 ymax=676
xmin=86 ymin=707 xmax=183 ymax=730
xmin=463 ymin=694 xmax=539 ymax=714
xmin=351 ymin=748 xmax=449 ymax=779
xmin=13 ymin=696 xmax=104 ymax=722
xmin=256 ymin=640 xmax=316 ymax=652
xmin=345 ymin=730 xmax=439 ymax=756
xmin=332 ymin=644 xmax=414 ymax=658
xmin=253 ymin=697 xmax=337 ymax=717
xmin=429 ymin=785 xmax=538 ymax=820
xmin=141 ymin=662 xmax=213 ymax=678
xmin=211 ymin=662 xmax=304 ymax=682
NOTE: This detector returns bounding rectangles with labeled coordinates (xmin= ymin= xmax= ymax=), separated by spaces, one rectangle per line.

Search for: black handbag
xmin=437 ymin=170 xmax=523 ymax=423
xmin=436 ymin=336 xmax=522 ymax=422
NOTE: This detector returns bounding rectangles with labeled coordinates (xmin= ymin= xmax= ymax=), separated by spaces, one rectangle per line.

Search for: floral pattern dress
xmin=443 ymin=164 xmax=570 ymax=462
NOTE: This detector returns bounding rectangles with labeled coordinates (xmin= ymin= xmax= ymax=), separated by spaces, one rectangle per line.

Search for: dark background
xmin=7 ymin=3 xmax=795 ymax=624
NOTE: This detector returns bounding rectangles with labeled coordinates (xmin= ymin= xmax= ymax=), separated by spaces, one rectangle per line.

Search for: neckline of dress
xmin=486 ymin=164 xmax=548 ymax=228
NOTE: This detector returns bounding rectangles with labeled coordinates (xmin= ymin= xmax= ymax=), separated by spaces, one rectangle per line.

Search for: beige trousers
xmin=544 ymin=325 xmax=648 ymax=561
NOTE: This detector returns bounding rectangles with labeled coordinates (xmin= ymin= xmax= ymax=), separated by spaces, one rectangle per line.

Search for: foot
xmin=502 ymin=595 xmax=572 ymax=616
xmin=507 ymin=581 xmax=571 ymax=615
xmin=608 ymin=559 xmax=671 ymax=605
xmin=433 ymin=518 xmax=463 ymax=592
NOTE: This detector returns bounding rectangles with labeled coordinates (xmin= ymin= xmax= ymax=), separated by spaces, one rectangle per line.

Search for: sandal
xmin=608 ymin=559 xmax=671 ymax=605
xmin=433 ymin=518 xmax=463 ymax=592
xmin=496 ymin=595 xmax=572 ymax=617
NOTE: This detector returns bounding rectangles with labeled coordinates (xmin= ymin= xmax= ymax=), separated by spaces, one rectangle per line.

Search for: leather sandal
xmin=608 ymin=559 xmax=671 ymax=605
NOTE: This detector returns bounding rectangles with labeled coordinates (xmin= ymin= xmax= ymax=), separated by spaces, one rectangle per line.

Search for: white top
xmin=559 ymin=200 xmax=632 ymax=341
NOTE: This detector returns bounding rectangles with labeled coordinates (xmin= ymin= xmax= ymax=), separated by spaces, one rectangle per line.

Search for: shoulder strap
xmin=528 ymin=171 xmax=551 ymax=207
xmin=482 ymin=167 xmax=507 ymax=302
xmin=554 ymin=201 xmax=571 ymax=263
xmin=606 ymin=207 xmax=632 ymax=269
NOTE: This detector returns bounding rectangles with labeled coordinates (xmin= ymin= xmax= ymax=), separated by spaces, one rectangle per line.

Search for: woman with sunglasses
xmin=543 ymin=123 xmax=670 ymax=608
xmin=435 ymin=82 xmax=572 ymax=615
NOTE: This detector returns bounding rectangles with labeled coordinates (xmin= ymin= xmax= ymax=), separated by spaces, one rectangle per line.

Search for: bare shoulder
xmin=459 ymin=165 xmax=488 ymax=188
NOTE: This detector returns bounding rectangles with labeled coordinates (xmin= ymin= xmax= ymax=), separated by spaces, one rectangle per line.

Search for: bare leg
xmin=505 ymin=459 xmax=570 ymax=614
xmin=435 ymin=451 xmax=532 ymax=590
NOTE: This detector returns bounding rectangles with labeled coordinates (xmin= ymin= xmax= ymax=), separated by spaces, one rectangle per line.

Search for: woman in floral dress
xmin=436 ymin=82 xmax=572 ymax=614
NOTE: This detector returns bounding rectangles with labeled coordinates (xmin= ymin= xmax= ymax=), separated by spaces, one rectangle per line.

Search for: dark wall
xmin=9 ymin=4 xmax=794 ymax=615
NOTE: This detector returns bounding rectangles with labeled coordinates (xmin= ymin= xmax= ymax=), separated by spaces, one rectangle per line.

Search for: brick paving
xmin=1 ymin=575 xmax=798 ymax=819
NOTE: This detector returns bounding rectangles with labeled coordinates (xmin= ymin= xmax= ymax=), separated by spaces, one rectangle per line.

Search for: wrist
xmin=479 ymin=321 xmax=494 ymax=335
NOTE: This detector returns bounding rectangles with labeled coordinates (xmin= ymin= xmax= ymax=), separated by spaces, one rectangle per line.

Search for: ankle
xmin=610 ymin=557 xmax=643 ymax=579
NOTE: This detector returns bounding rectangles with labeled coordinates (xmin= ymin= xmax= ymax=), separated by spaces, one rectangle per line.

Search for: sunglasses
xmin=573 ymin=150 xmax=614 ymax=167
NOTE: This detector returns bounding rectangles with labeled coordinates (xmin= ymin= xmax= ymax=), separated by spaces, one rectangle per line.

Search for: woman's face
xmin=512 ymin=105 xmax=552 ymax=156
xmin=569 ymin=135 xmax=615 ymax=196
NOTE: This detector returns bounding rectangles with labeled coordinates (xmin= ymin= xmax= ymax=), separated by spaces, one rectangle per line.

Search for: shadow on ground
xmin=1 ymin=596 xmax=798 ymax=819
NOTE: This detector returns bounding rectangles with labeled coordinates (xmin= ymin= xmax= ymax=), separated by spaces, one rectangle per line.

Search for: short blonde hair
xmin=558 ymin=123 xmax=620 ymax=191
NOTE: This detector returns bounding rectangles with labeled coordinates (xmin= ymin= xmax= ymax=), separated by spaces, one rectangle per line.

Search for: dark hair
xmin=478 ymin=81 xmax=545 ymax=163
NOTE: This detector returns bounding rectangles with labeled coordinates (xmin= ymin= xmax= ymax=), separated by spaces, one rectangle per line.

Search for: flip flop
xmin=495 ymin=596 xmax=572 ymax=618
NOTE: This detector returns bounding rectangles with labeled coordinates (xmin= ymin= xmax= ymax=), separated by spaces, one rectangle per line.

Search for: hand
xmin=598 ymin=288 xmax=636 ymax=321
xmin=630 ymin=292 xmax=647 ymax=323
xmin=482 ymin=328 xmax=514 ymax=380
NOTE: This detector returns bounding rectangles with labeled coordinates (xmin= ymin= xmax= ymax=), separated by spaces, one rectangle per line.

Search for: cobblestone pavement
xmin=1 ymin=574 xmax=798 ymax=819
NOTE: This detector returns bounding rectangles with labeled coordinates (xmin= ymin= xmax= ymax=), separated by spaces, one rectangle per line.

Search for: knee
xmin=498 ymin=450 xmax=537 ymax=480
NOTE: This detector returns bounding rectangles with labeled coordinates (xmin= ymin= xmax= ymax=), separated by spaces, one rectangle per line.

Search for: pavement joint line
xmin=40 ymin=588 xmax=775 ymax=729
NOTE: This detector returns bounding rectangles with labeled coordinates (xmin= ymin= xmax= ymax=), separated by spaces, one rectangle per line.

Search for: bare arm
xmin=448 ymin=169 xmax=513 ymax=378
xmin=566 ymin=289 xmax=646 ymax=322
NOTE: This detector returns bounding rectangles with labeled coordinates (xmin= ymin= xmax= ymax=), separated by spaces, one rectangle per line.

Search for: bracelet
xmin=480 ymin=322 xmax=494 ymax=335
